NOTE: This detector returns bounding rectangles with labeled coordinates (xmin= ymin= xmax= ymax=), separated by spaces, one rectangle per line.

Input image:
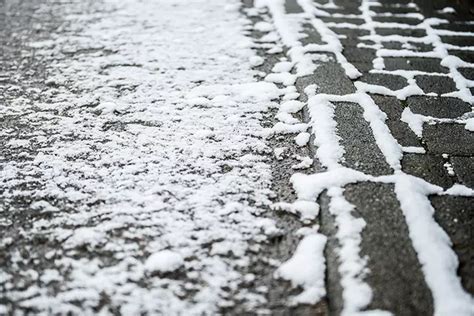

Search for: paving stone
xmin=343 ymin=47 xmax=376 ymax=64
xmin=284 ymin=0 xmax=303 ymax=13
xmin=350 ymin=61 xmax=375 ymax=73
xmin=372 ymin=15 xmax=423 ymax=25
xmin=383 ymin=42 xmax=434 ymax=53
xmin=372 ymin=95 xmax=421 ymax=147
xmin=407 ymin=96 xmax=471 ymax=118
xmin=434 ymin=22 xmax=474 ymax=33
xmin=402 ymin=153 xmax=455 ymax=189
xmin=413 ymin=0 xmax=469 ymax=16
xmin=323 ymin=3 xmax=361 ymax=15
xmin=340 ymin=38 xmax=372 ymax=49
xmin=329 ymin=27 xmax=370 ymax=40
xmin=423 ymin=123 xmax=474 ymax=155
xmin=335 ymin=102 xmax=393 ymax=176
xmin=430 ymin=195 xmax=474 ymax=295
xmin=440 ymin=36 xmax=474 ymax=48
xmin=359 ymin=73 xmax=408 ymax=90
xmin=451 ymin=156 xmax=474 ymax=188
xmin=375 ymin=27 xmax=427 ymax=38
xmin=371 ymin=6 xmax=419 ymax=14
xmin=296 ymin=61 xmax=356 ymax=95
xmin=408 ymin=43 xmax=435 ymax=52
xmin=320 ymin=17 xmax=365 ymax=25
xmin=384 ymin=57 xmax=448 ymax=73
xmin=300 ymin=23 xmax=323 ymax=46
xmin=458 ymin=68 xmax=474 ymax=80
xmin=415 ymin=75 xmax=457 ymax=95
xmin=448 ymin=50 xmax=474 ymax=63
xmin=382 ymin=42 xmax=405 ymax=50
xmin=345 ymin=182 xmax=434 ymax=316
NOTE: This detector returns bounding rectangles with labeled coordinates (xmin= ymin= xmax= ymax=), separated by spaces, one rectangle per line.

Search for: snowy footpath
xmin=1 ymin=0 xmax=292 ymax=314
xmin=1 ymin=0 xmax=474 ymax=315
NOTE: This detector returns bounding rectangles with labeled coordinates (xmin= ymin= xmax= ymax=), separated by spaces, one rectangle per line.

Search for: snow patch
xmin=145 ymin=250 xmax=184 ymax=274
xmin=274 ymin=234 xmax=327 ymax=305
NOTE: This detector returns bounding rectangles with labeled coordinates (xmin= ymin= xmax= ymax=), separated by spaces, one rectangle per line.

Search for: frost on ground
xmin=0 ymin=0 xmax=284 ymax=314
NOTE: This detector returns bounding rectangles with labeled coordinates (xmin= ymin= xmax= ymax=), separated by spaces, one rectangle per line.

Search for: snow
xmin=274 ymin=147 xmax=287 ymax=160
xmin=254 ymin=21 xmax=274 ymax=32
xmin=276 ymin=112 xmax=300 ymax=124
xmin=280 ymin=100 xmax=305 ymax=113
xmin=294 ymin=132 xmax=310 ymax=147
xmin=269 ymin=122 xmax=309 ymax=135
xmin=274 ymin=233 xmax=327 ymax=305
xmin=307 ymin=95 xmax=345 ymax=169
xmin=272 ymin=61 xmax=294 ymax=73
xmin=1 ymin=0 xmax=281 ymax=313
xmin=402 ymin=146 xmax=426 ymax=154
xmin=438 ymin=7 xmax=456 ymax=14
xmin=401 ymin=107 xmax=425 ymax=137
xmin=145 ymin=250 xmax=184 ymax=274
xmin=3 ymin=0 xmax=473 ymax=313
xmin=444 ymin=184 xmax=474 ymax=196
xmin=465 ymin=118 xmax=474 ymax=131
xmin=272 ymin=200 xmax=319 ymax=222
xmin=265 ymin=72 xmax=297 ymax=86
xmin=291 ymin=155 xmax=313 ymax=170
xmin=249 ymin=56 xmax=265 ymax=67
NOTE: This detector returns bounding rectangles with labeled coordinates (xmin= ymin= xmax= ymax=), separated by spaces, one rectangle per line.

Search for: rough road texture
xmin=1 ymin=0 xmax=474 ymax=315
xmin=1 ymin=0 xmax=283 ymax=314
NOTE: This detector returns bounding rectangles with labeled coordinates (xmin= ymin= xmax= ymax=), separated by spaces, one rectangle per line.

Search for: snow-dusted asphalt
xmin=1 ymin=0 xmax=285 ymax=313
xmin=1 ymin=0 xmax=474 ymax=315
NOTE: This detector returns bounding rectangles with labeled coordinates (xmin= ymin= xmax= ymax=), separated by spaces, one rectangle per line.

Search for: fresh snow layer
xmin=294 ymin=132 xmax=311 ymax=147
xmin=0 ymin=0 xmax=282 ymax=314
xmin=275 ymin=234 xmax=327 ymax=305
xmin=465 ymin=118 xmax=474 ymax=131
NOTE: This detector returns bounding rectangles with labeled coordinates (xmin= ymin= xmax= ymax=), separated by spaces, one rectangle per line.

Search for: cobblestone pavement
xmin=1 ymin=0 xmax=473 ymax=315
xmin=246 ymin=0 xmax=474 ymax=314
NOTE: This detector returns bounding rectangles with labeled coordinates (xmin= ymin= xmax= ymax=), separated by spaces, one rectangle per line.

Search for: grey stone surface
xmin=335 ymin=102 xmax=393 ymax=176
xmin=343 ymin=47 xmax=376 ymax=64
xmin=373 ymin=95 xmax=422 ymax=147
xmin=459 ymin=67 xmax=474 ymax=80
xmin=384 ymin=57 xmax=449 ymax=73
xmin=415 ymin=75 xmax=457 ymax=95
xmin=448 ymin=50 xmax=474 ymax=63
xmin=359 ymin=73 xmax=408 ymax=91
xmin=345 ymin=183 xmax=434 ymax=316
xmin=375 ymin=27 xmax=427 ymax=38
xmin=441 ymin=36 xmax=474 ymax=47
xmin=296 ymin=61 xmax=356 ymax=96
xmin=407 ymin=96 xmax=471 ymax=119
xmin=424 ymin=123 xmax=474 ymax=156
xmin=431 ymin=195 xmax=474 ymax=294
xmin=452 ymin=156 xmax=474 ymax=188
xmin=402 ymin=153 xmax=455 ymax=189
